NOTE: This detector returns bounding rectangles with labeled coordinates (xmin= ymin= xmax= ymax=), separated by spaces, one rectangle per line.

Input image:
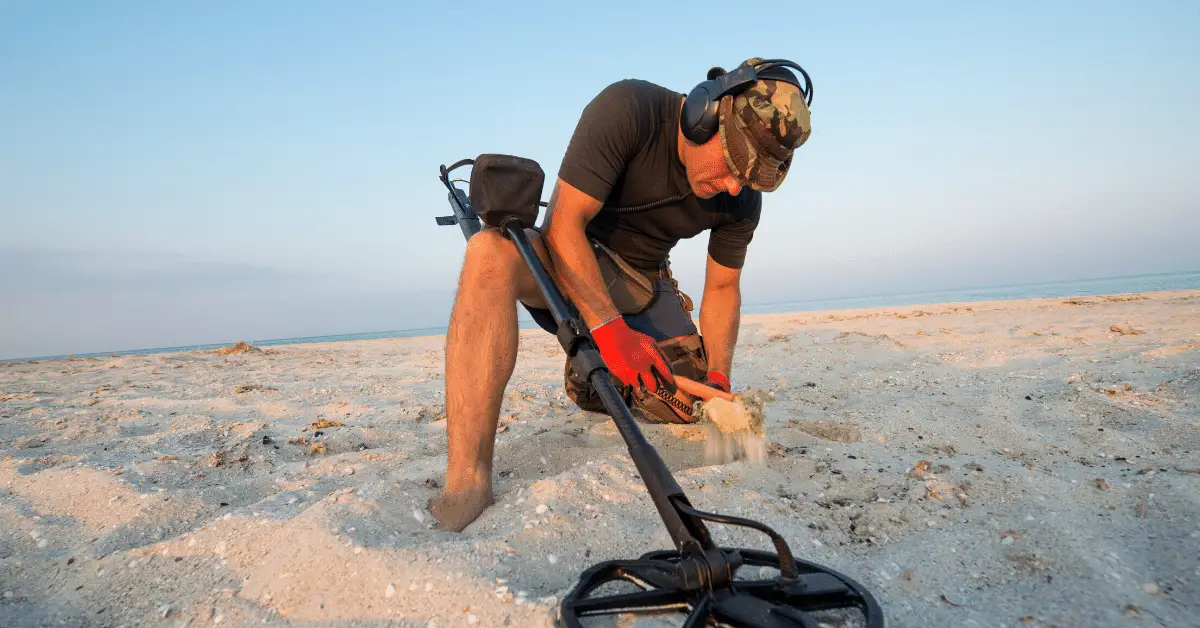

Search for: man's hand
xmin=591 ymin=317 xmax=676 ymax=393
xmin=703 ymin=371 xmax=730 ymax=393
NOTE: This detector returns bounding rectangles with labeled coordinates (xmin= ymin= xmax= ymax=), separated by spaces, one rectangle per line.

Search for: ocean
xmin=9 ymin=269 xmax=1199 ymax=362
xmin=738 ymin=269 xmax=1200 ymax=316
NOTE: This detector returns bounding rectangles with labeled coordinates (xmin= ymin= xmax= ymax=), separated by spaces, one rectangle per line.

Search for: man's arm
xmin=540 ymin=178 xmax=619 ymax=329
xmin=541 ymin=177 xmax=677 ymax=394
xmin=701 ymin=190 xmax=759 ymax=388
xmin=548 ymin=79 xmax=646 ymax=328
xmin=698 ymin=253 xmax=743 ymax=380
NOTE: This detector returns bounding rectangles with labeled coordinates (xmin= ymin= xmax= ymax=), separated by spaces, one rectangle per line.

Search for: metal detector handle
xmin=435 ymin=162 xmax=483 ymax=240
xmin=504 ymin=223 xmax=715 ymax=554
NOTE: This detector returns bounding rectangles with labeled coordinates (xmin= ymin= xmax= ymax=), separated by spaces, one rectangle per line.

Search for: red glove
xmin=590 ymin=317 xmax=676 ymax=393
xmin=703 ymin=371 xmax=730 ymax=393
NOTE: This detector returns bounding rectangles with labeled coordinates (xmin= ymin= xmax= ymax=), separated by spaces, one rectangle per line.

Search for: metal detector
xmin=435 ymin=155 xmax=885 ymax=627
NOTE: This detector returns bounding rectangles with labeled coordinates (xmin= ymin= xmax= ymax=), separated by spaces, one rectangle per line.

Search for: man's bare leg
xmin=429 ymin=226 xmax=551 ymax=532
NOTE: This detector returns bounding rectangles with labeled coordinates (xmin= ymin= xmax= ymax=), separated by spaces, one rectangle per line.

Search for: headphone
xmin=680 ymin=58 xmax=813 ymax=145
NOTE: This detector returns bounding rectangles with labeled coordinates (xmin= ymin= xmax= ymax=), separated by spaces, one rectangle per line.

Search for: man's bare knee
xmin=463 ymin=227 xmax=517 ymax=267
xmin=458 ymin=228 xmax=526 ymax=288
xmin=457 ymin=227 xmax=549 ymax=308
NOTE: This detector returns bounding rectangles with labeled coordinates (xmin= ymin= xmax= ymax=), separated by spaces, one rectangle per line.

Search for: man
xmin=430 ymin=57 xmax=812 ymax=532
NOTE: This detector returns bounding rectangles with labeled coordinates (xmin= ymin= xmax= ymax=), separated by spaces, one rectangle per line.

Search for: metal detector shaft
xmin=503 ymin=221 xmax=714 ymax=554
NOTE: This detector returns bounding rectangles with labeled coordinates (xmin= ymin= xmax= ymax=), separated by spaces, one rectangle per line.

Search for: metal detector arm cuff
xmin=559 ymin=322 xmax=605 ymax=373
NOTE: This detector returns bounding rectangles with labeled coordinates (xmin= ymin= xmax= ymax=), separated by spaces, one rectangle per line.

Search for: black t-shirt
xmin=554 ymin=79 xmax=762 ymax=274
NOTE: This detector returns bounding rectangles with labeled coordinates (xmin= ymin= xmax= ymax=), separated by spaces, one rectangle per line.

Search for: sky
xmin=2 ymin=0 xmax=1198 ymax=359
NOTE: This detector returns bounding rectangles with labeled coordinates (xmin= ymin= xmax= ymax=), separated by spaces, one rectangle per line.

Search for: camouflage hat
xmin=718 ymin=58 xmax=811 ymax=192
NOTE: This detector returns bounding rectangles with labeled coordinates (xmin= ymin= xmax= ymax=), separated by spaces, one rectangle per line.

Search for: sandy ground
xmin=1 ymin=289 xmax=1198 ymax=628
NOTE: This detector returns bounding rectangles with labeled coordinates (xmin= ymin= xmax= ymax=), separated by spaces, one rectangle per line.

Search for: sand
xmin=1 ymin=289 xmax=1198 ymax=627
xmin=698 ymin=391 xmax=772 ymax=466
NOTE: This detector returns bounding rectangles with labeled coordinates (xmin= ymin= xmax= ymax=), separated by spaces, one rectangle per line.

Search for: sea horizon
xmin=6 ymin=268 xmax=1198 ymax=363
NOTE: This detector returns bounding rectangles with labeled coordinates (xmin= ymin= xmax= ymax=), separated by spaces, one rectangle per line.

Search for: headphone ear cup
xmin=681 ymin=81 xmax=721 ymax=145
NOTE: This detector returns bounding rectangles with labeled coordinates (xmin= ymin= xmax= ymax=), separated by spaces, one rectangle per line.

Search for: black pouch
xmin=467 ymin=154 xmax=545 ymax=231
xmin=590 ymin=239 xmax=657 ymax=315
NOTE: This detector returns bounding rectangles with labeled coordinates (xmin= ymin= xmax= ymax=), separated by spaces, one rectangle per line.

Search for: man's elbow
xmin=704 ymin=281 xmax=742 ymax=303
xmin=705 ymin=268 xmax=742 ymax=294
xmin=704 ymin=254 xmax=745 ymax=291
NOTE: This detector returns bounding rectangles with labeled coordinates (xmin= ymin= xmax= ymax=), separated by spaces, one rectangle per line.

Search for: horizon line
xmin=4 ymin=268 xmax=1197 ymax=363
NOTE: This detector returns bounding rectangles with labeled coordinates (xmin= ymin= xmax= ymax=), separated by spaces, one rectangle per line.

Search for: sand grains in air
xmin=696 ymin=388 xmax=774 ymax=465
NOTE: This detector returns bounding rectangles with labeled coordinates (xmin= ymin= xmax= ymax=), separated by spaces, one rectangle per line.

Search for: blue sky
xmin=2 ymin=1 xmax=1198 ymax=359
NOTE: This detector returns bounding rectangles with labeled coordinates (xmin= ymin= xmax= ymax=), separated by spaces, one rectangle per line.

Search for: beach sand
xmin=1 ymin=289 xmax=1197 ymax=627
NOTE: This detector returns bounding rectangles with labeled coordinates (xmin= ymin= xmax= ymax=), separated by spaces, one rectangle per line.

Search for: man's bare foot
xmin=428 ymin=483 xmax=494 ymax=532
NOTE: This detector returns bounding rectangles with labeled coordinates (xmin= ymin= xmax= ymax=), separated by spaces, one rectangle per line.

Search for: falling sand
xmin=697 ymin=389 xmax=774 ymax=465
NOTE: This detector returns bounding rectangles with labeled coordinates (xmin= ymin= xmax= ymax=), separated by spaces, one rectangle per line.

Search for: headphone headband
xmin=710 ymin=58 xmax=813 ymax=107
xmin=680 ymin=56 xmax=814 ymax=146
